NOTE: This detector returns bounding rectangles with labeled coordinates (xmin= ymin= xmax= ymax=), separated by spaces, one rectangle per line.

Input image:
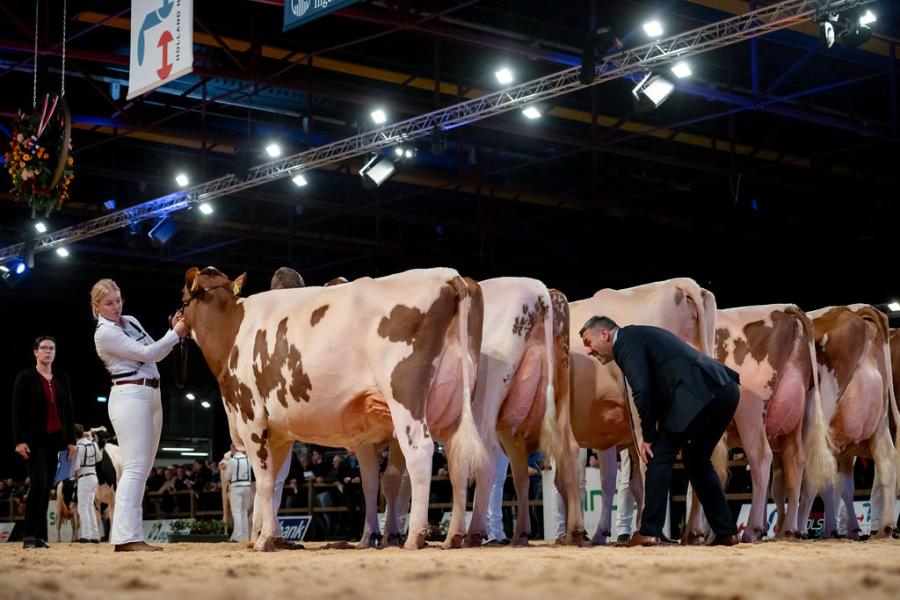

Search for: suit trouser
xmin=108 ymin=384 xmax=162 ymax=545
xmin=230 ymin=485 xmax=253 ymax=541
xmin=77 ymin=473 xmax=100 ymax=540
xmin=639 ymin=381 xmax=740 ymax=538
xmin=23 ymin=432 xmax=65 ymax=541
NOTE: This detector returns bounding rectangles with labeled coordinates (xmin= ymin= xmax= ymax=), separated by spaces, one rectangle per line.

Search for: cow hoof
xmin=681 ymin=531 xmax=705 ymax=546
xmin=379 ymin=533 xmax=405 ymax=548
xmin=511 ymin=533 xmax=530 ymax=547
xmin=358 ymin=533 xmax=381 ymax=549
xmin=254 ymin=538 xmax=276 ymax=552
xmin=324 ymin=541 xmax=356 ymax=550
xmin=404 ymin=530 xmax=427 ymax=550
xmin=565 ymin=530 xmax=590 ymax=547
xmin=463 ymin=532 xmax=485 ymax=548
xmin=441 ymin=533 xmax=464 ymax=549
xmin=847 ymin=529 xmax=862 ymax=541
xmin=741 ymin=528 xmax=766 ymax=543
xmin=874 ymin=526 xmax=894 ymax=540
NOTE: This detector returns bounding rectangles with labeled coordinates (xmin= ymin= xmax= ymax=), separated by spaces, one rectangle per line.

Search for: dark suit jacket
xmin=612 ymin=325 xmax=739 ymax=444
xmin=12 ymin=367 xmax=76 ymax=447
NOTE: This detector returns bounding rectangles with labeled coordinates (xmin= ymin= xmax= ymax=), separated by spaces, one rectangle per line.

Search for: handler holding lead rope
xmin=91 ymin=278 xmax=187 ymax=552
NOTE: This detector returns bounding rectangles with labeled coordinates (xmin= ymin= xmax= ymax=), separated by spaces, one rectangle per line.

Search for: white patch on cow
xmin=820 ymin=333 xmax=829 ymax=351
xmin=817 ymin=365 xmax=840 ymax=423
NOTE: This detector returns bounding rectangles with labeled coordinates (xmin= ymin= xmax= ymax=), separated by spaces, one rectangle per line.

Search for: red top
xmin=39 ymin=375 xmax=62 ymax=434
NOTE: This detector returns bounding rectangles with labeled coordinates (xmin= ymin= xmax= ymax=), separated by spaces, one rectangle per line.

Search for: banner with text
xmin=128 ymin=0 xmax=194 ymax=99
xmin=284 ymin=0 xmax=358 ymax=32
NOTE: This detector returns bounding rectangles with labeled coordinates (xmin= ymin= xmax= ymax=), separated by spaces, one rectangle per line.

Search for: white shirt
xmin=94 ymin=314 xmax=180 ymax=380
xmin=75 ymin=437 xmax=102 ymax=476
xmin=229 ymin=452 xmax=252 ymax=487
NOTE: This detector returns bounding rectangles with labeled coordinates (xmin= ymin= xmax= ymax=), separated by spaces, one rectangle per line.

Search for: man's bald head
xmin=271 ymin=267 xmax=304 ymax=290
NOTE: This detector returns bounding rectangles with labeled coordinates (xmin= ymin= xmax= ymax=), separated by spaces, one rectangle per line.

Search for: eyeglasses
xmin=38 ymin=346 xmax=56 ymax=351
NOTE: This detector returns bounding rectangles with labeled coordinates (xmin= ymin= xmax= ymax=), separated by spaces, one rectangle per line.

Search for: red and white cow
xmin=799 ymin=305 xmax=900 ymax=539
xmin=568 ymin=278 xmax=718 ymax=545
xmin=714 ymin=305 xmax=835 ymax=541
xmin=179 ymin=266 xmax=485 ymax=551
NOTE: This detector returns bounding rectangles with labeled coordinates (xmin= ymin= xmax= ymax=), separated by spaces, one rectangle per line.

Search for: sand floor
xmin=1 ymin=539 xmax=899 ymax=600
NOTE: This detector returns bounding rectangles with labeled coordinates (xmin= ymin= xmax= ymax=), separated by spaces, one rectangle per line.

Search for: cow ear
xmin=232 ymin=272 xmax=247 ymax=296
xmin=185 ymin=267 xmax=199 ymax=289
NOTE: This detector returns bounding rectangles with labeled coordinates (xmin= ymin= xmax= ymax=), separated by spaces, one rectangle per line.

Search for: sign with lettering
xmin=128 ymin=0 xmax=194 ymax=99
xmin=284 ymin=0 xmax=358 ymax=32
xmin=278 ymin=516 xmax=311 ymax=541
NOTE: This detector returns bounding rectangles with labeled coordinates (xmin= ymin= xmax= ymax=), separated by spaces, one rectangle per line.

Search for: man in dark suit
xmin=580 ymin=316 xmax=740 ymax=547
xmin=12 ymin=335 xmax=76 ymax=549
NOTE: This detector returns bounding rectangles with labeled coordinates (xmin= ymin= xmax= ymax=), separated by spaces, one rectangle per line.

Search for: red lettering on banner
xmin=156 ymin=30 xmax=174 ymax=80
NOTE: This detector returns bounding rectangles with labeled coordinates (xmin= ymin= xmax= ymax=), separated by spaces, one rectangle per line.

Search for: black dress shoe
xmin=710 ymin=534 xmax=739 ymax=547
xmin=659 ymin=536 xmax=679 ymax=545
xmin=616 ymin=533 xmax=631 ymax=544
xmin=482 ymin=538 xmax=510 ymax=547
xmin=77 ymin=538 xmax=91 ymax=544
xmin=23 ymin=537 xmax=47 ymax=549
xmin=618 ymin=533 xmax=661 ymax=547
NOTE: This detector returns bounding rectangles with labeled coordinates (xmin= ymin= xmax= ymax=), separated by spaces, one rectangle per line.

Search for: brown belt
xmin=113 ymin=378 xmax=159 ymax=388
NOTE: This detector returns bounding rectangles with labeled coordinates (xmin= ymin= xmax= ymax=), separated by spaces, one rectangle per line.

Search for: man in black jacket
xmin=580 ymin=316 xmax=740 ymax=547
xmin=12 ymin=335 xmax=76 ymax=549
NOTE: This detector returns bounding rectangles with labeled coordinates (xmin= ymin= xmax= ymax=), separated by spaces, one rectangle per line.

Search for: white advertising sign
xmin=128 ymin=0 xmax=194 ymax=99
xmin=0 ymin=522 xmax=15 ymax=543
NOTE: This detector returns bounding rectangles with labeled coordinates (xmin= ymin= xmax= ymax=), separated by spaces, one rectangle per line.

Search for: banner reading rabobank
xmin=284 ymin=0 xmax=359 ymax=32
xmin=127 ymin=0 xmax=194 ymax=100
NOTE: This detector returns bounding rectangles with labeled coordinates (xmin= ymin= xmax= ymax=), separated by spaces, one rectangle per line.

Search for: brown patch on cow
xmin=253 ymin=318 xmax=313 ymax=407
xmin=812 ymin=307 xmax=873 ymax=392
xmin=325 ymin=276 xmax=349 ymax=287
xmin=512 ymin=297 xmax=549 ymax=337
xmin=377 ymin=282 xmax=459 ymax=420
xmin=228 ymin=346 xmax=240 ymax=371
xmin=463 ymin=277 xmax=484 ymax=365
xmin=733 ymin=337 xmax=750 ymax=366
xmin=732 ymin=311 xmax=800 ymax=373
xmin=423 ymin=423 xmax=430 ymax=439
xmin=550 ymin=289 xmax=570 ymax=369
xmin=405 ymin=425 xmax=413 ymax=447
xmin=250 ymin=429 xmax=269 ymax=469
xmin=310 ymin=305 xmax=329 ymax=327
xmin=715 ymin=328 xmax=730 ymax=363
xmin=674 ymin=288 xmax=685 ymax=306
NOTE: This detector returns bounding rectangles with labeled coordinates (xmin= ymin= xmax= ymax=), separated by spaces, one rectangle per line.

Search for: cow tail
xmin=712 ymin=435 xmax=730 ymax=485
xmin=539 ymin=288 xmax=561 ymax=460
xmin=787 ymin=306 xmax=836 ymax=491
xmin=448 ymin=277 xmax=487 ymax=478
xmin=700 ymin=289 xmax=717 ymax=358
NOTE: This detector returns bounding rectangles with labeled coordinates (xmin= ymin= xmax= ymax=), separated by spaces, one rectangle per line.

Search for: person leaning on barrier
xmin=580 ymin=316 xmax=741 ymax=548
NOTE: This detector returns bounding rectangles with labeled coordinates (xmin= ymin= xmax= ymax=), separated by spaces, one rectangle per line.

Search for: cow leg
xmin=555 ymin=437 xmax=587 ymax=546
xmin=464 ymin=442 xmax=498 ymax=547
xmin=869 ymin=427 xmax=898 ymax=538
xmin=442 ymin=431 xmax=476 ymax=549
xmin=592 ymin=447 xmax=616 ymax=546
xmin=733 ymin=401 xmax=773 ymax=543
xmin=498 ymin=432 xmax=531 ymax=546
xmin=380 ymin=439 xmax=408 ymax=547
xmin=389 ymin=418 xmax=434 ymax=550
xmin=778 ymin=430 xmax=805 ymax=538
xmin=771 ymin=454 xmax=786 ymax=535
xmin=355 ymin=443 xmax=382 ymax=549
xmin=836 ymin=456 xmax=861 ymax=540
xmin=248 ymin=438 xmax=292 ymax=552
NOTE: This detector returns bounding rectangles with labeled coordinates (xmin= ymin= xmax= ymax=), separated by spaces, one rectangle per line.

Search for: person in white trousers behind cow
xmin=482 ymin=448 xmax=510 ymax=546
xmin=74 ymin=424 xmax=103 ymax=543
xmin=92 ymin=278 xmax=187 ymax=552
xmin=229 ymin=443 xmax=254 ymax=542
xmin=615 ymin=449 xmax=636 ymax=543
xmin=248 ymin=266 xmax=306 ymax=549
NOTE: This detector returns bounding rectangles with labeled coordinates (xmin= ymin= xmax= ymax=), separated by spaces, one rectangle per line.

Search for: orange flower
xmin=67 ymin=156 xmax=74 ymax=166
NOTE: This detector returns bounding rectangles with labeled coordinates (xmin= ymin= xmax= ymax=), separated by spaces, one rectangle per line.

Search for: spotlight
xmin=632 ymin=73 xmax=675 ymax=110
xmin=198 ymin=202 xmax=214 ymax=215
xmin=96 ymin=396 xmax=108 ymax=403
xmin=819 ymin=20 xmax=836 ymax=48
xmin=522 ymin=106 xmax=542 ymax=120
xmin=175 ymin=173 xmax=189 ymax=187
xmin=888 ymin=301 xmax=900 ymax=312
xmin=103 ymin=199 xmax=117 ymax=211
xmin=840 ymin=24 xmax=872 ymax=48
xmin=859 ymin=10 xmax=876 ymax=27
xmin=495 ymin=67 xmax=514 ymax=85
xmin=200 ymin=400 xmax=211 ymax=409
xmin=265 ymin=142 xmax=282 ymax=158
xmin=15 ymin=262 xmax=26 ymax=274
xmin=34 ymin=221 xmax=47 ymax=233
xmin=643 ymin=20 xmax=663 ymax=38
xmin=670 ymin=61 xmax=692 ymax=79
xmin=292 ymin=174 xmax=308 ymax=187
xmin=56 ymin=247 xmax=69 ymax=257
xmin=0 ymin=265 xmax=8 ymax=273
xmin=370 ymin=108 xmax=387 ymax=125
xmin=359 ymin=155 xmax=396 ymax=189
xmin=394 ymin=147 xmax=404 ymax=157
xmin=404 ymin=149 xmax=414 ymax=159
xmin=147 ymin=216 xmax=179 ymax=245
xmin=185 ymin=393 xmax=195 ymax=400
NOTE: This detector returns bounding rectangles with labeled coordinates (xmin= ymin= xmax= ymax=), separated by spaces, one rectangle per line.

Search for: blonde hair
xmin=90 ymin=278 xmax=121 ymax=319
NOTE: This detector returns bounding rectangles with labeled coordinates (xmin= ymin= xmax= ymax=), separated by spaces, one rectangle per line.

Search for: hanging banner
xmin=127 ymin=0 xmax=194 ymax=100
xmin=284 ymin=0 xmax=359 ymax=32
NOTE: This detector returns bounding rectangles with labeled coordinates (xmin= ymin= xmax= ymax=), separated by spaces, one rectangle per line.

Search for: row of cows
xmin=176 ymin=266 xmax=899 ymax=551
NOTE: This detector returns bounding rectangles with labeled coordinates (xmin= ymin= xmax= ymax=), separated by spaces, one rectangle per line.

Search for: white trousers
xmin=615 ymin=449 xmax=636 ymax=536
xmin=486 ymin=450 xmax=509 ymax=541
xmin=251 ymin=451 xmax=290 ymax=537
xmin=230 ymin=486 xmax=253 ymax=541
xmin=77 ymin=474 xmax=100 ymax=540
xmin=108 ymin=384 xmax=162 ymax=545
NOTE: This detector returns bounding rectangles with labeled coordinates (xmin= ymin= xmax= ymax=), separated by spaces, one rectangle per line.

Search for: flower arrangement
xmin=4 ymin=106 xmax=74 ymax=218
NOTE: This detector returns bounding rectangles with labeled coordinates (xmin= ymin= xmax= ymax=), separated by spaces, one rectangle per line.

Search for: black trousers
xmin=23 ymin=432 xmax=65 ymax=541
xmin=638 ymin=381 xmax=740 ymax=538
